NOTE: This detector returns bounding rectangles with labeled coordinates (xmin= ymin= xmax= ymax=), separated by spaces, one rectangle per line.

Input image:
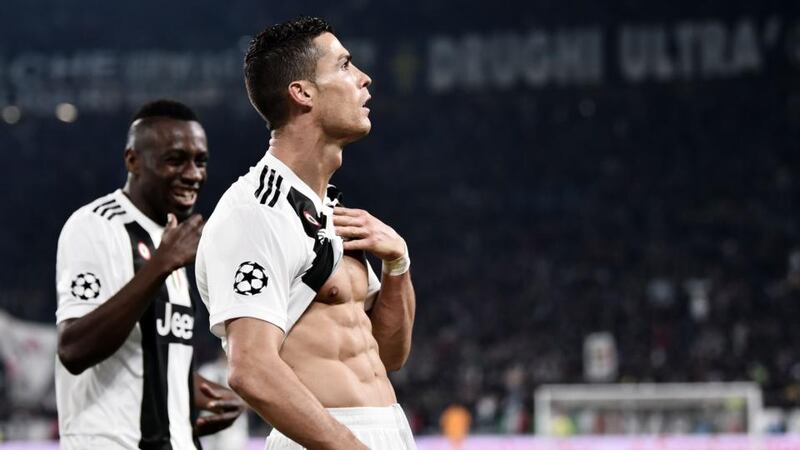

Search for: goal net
xmin=535 ymin=383 xmax=762 ymax=436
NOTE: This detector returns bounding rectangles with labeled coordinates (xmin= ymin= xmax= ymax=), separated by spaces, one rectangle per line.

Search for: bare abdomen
xmin=279 ymin=301 xmax=397 ymax=407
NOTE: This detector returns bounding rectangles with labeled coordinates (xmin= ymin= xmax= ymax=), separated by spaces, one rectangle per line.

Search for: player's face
xmin=136 ymin=119 xmax=208 ymax=221
xmin=310 ymin=33 xmax=372 ymax=143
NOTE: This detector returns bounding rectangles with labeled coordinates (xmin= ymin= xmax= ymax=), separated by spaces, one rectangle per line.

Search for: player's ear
xmin=124 ymin=147 xmax=140 ymax=176
xmin=288 ymin=80 xmax=315 ymax=108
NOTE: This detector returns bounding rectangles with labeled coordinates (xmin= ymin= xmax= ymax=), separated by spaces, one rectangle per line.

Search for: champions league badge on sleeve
xmin=71 ymin=272 xmax=101 ymax=300
xmin=233 ymin=261 xmax=268 ymax=295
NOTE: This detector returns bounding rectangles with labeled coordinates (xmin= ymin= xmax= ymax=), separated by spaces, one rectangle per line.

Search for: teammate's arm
xmin=333 ymin=206 xmax=415 ymax=371
xmin=225 ymin=317 xmax=369 ymax=450
xmin=193 ymin=372 xmax=246 ymax=436
xmin=57 ymin=214 xmax=203 ymax=375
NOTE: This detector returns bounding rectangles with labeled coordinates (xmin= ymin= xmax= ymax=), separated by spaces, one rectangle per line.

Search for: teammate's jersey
xmin=55 ymin=189 xmax=198 ymax=450
xmin=196 ymin=149 xmax=380 ymax=347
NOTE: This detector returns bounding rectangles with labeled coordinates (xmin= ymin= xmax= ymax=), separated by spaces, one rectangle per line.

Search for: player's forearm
xmin=57 ymin=255 xmax=173 ymax=374
xmin=228 ymin=356 xmax=363 ymax=450
xmin=370 ymin=271 xmax=415 ymax=371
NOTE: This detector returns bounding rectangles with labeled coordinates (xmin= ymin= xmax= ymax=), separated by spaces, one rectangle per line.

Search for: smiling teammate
xmin=55 ymin=100 xmax=244 ymax=449
xmin=196 ymin=17 xmax=417 ymax=450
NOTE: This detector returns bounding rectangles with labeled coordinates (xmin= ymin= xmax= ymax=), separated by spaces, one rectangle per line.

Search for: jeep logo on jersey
xmin=234 ymin=261 xmax=268 ymax=295
xmin=303 ymin=210 xmax=320 ymax=228
xmin=70 ymin=272 xmax=101 ymax=300
xmin=156 ymin=302 xmax=194 ymax=340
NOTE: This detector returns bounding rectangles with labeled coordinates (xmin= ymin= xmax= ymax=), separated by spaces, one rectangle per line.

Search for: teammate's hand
xmin=154 ymin=213 xmax=204 ymax=271
xmin=195 ymin=381 xmax=246 ymax=437
xmin=333 ymin=207 xmax=406 ymax=261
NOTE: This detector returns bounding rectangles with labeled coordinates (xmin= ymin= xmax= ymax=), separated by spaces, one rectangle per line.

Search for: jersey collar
xmin=113 ymin=189 xmax=164 ymax=235
xmin=263 ymin=148 xmax=325 ymax=212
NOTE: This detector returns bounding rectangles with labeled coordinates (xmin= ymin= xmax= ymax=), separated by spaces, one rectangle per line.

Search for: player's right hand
xmin=155 ymin=213 xmax=204 ymax=271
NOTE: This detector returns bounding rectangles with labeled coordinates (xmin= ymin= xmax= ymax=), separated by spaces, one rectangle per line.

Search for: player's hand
xmin=195 ymin=381 xmax=246 ymax=437
xmin=333 ymin=207 xmax=406 ymax=261
xmin=154 ymin=213 xmax=204 ymax=271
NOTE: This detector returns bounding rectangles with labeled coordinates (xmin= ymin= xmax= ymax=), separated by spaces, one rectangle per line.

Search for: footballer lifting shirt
xmin=55 ymin=189 xmax=199 ymax=450
xmin=196 ymin=149 xmax=381 ymax=348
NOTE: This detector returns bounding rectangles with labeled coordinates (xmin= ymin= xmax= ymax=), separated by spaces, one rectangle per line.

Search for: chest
xmin=314 ymin=251 xmax=370 ymax=305
xmin=121 ymin=221 xmax=191 ymax=307
xmin=122 ymin=221 xmax=195 ymax=344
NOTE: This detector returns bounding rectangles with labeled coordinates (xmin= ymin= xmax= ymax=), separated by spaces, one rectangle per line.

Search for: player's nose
xmin=358 ymin=66 xmax=372 ymax=88
xmin=182 ymin=161 xmax=204 ymax=183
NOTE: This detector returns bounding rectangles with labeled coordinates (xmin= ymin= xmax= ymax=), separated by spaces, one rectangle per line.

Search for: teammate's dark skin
xmin=57 ymin=117 xmax=244 ymax=436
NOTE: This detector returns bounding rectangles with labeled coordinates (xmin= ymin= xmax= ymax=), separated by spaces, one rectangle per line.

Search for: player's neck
xmin=269 ymin=127 xmax=344 ymax=202
xmin=122 ymin=181 xmax=167 ymax=226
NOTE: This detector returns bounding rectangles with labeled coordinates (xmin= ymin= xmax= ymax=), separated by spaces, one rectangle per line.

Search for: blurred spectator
xmin=440 ymin=404 xmax=471 ymax=449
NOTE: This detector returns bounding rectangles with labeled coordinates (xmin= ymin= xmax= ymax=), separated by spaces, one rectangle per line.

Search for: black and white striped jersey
xmin=196 ymin=149 xmax=380 ymax=347
xmin=55 ymin=189 xmax=199 ymax=450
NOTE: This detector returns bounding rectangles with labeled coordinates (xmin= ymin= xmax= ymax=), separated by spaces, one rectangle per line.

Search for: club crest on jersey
xmin=316 ymin=229 xmax=330 ymax=245
xmin=137 ymin=242 xmax=151 ymax=260
xmin=233 ymin=261 xmax=268 ymax=295
xmin=70 ymin=272 xmax=101 ymax=300
xmin=303 ymin=210 xmax=320 ymax=228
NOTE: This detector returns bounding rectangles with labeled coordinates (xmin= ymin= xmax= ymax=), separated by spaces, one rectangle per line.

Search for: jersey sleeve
xmin=55 ymin=211 xmax=125 ymax=324
xmin=197 ymin=205 xmax=304 ymax=338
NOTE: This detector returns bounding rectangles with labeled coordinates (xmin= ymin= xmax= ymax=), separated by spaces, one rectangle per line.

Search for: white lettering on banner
xmin=427 ymin=17 xmax=776 ymax=92
xmin=156 ymin=302 xmax=194 ymax=341
xmin=619 ymin=19 xmax=764 ymax=82
xmin=9 ymin=51 xmax=118 ymax=87
xmin=428 ymin=37 xmax=459 ymax=91
xmin=0 ymin=18 xmax=789 ymax=113
xmin=429 ymin=28 xmax=604 ymax=92
xmin=0 ymin=49 xmax=243 ymax=115
xmin=520 ymin=31 xmax=549 ymax=85
xmin=731 ymin=20 xmax=762 ymax=72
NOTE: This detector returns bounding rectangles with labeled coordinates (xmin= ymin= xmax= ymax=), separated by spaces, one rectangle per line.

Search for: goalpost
xmin=535 ymin=382 xmax=763 ymax=436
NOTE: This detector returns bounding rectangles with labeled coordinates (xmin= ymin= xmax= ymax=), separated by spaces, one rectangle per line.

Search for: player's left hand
xmin=194 ymin=381 xmax=246 ymax=437
xmin=333 ymin=207 xmax=406 ymax=261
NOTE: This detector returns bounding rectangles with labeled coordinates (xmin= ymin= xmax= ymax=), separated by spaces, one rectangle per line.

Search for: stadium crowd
xmin=1 ymin=75 xmax=798 ymax=438
xmin=1 ymin=0 xmax=799 ymax=435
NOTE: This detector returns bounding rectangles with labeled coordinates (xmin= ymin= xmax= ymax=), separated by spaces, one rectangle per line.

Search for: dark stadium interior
xmin=1 ymin=0 xmax=799 ymax=439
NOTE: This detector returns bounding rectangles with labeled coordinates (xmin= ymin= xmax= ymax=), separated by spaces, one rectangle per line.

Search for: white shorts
xmin=60 ymin=434 xmax=133 ymax=450
xmin=265 ymin=404 xmax=417 ymax=450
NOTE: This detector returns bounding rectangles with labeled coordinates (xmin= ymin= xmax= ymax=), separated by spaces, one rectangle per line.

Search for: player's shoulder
xmin=202 ymin=183 xmax=297 ymax=245
xmin=61 ymin=192 xmax=126 ymax=235
xmin=207 ymin=161 xmax=304 ymax=229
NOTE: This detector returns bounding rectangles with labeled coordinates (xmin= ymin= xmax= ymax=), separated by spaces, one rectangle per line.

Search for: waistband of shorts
xmin=326 ymin=403 xmax=406 ymax=429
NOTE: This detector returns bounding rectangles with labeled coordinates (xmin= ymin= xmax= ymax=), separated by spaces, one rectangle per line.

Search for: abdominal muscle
xmin=278 ymin=254 xmax=397 ymax=407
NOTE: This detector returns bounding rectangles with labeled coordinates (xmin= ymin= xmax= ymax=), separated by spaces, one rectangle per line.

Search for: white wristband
xmin=382 ymin=245 xmax=410 ymax=276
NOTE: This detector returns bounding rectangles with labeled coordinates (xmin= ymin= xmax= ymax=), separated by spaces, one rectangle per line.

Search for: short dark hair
xmin=244 ymin=16 xmax=333 ymax=129
xmin=132 ymin=99 xmax=199 ymax=123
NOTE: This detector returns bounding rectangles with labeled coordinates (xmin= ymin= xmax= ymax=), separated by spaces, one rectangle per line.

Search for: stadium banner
xmin=1 ymin=15 xmax=798 ymax=116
